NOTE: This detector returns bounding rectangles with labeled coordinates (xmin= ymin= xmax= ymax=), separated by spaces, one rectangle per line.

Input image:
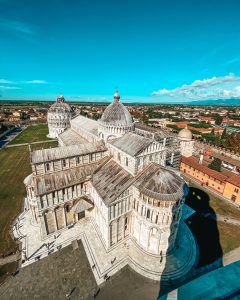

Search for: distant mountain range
xmin=186 ymin=98 xmax=240 ymax=106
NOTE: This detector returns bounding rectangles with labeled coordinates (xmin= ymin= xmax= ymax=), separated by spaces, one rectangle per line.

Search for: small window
xmin=62 ymin=159 xmax=66 ymax=167
xmin=53 ymin=191 xmax=55 ymax=198
xmin=63 ymin=189 xmax=65 ymax=195
xmin=231 ymin=194 xmax=237 ymax=202
xmin=76 ymin=157 xmax=80 ymax=164
xmin=118 ymin=153 xmax=121 ymax=161
xmin=234 ymin=188 xmax=239 ymax=193
xmin=66 ymin=205 xmax=70 ymax=213
xmin=125 ymin=157 xmax=128 ymax=167
xmin=46 ymin=163 xmax=50 ymax=171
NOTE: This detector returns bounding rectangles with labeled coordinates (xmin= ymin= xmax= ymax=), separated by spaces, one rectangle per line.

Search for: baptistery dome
xmin=48 ymin=95 xmax=72 ymax=114
xmin=47 ymin=95 xmax=73 ymax=138
xmin=98 ymin=90 xmax=134 ymax=141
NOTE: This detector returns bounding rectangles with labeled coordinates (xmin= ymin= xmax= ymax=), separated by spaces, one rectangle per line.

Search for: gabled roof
xmin=181 ymin=156 xmax=228 ymax=182
xmin=58 ymin=128 xmax=87 ymax=146
xmin=34 ymin=157 xmax=109 ymax=195
xmin=226 ymin=174 xmax=240 ymax=188
xmin=109 ymin=133 xmax=152 ymax=157
xmin=91 ymin=158 xmax=134 ymax=205
xmin=71 ymin=115 xmax=98 ymax=136
xmin=31 ymin=142 xmax=107 ymax=164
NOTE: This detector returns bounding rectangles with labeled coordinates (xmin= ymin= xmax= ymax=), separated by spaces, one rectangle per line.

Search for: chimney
xmin=199 ymin=153 xmax=203 ymax=164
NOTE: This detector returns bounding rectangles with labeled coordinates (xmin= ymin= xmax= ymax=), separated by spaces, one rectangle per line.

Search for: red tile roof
xmin=181 ymin=156 xmax=228 ymax=182
xmin=226 ymin=174 xmax=240 ymax=188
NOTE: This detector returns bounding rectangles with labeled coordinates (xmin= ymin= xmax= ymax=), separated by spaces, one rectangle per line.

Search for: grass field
xmin=0 ymin=141 xmax=57 ymax=256
xmin=8 ymin=125 xmax=52 ymax=145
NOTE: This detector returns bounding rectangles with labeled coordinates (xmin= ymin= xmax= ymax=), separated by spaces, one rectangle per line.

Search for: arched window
xmin=150 ymin=227 xmax=157 ymax=236
xmin=46 ymin=163 xmax=50 ymax=171
xmin=147 ymin=209 xmax=150 ymax=219
xmin=66 ymin=204 xmax=70 ymax=213
xmin=62 ymin=159 xmax=66 ymax=167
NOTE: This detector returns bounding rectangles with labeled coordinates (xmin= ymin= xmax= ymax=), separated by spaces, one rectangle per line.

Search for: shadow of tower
xmin=157 ymin=184 xmax=223 ymax=299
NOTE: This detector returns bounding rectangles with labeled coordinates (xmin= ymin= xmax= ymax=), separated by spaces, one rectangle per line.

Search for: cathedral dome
xmin=178 ymin=125 xmax=192 ymax=141
xmin=100 ymin=91 xmax=133 ymax=126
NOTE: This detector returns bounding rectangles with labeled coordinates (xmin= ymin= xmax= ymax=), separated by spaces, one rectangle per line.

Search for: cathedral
xmin=23 ymin=91 xmax=196 ymax=282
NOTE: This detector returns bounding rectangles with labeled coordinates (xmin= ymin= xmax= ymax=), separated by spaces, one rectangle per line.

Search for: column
xmin=40 ymin=214 xmax=48 ymax=239
xmin=53 ymin=209 xmax=58 ymax=231
xmin=62 ymin=206 xmax=67 ymax=228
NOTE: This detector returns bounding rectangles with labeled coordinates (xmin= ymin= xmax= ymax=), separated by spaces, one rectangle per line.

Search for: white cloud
xmin=0 ymin=79 xmax=14 ymax=84
xmin=1 ymin=20 xmax=33 ymax=35
xmin=152 ymin=74 xmax=240 ymax=100
xmin=21 ymin=80 xmax=48 ymax=84
xmin=0 ymin=85 xmax=21 ymax=90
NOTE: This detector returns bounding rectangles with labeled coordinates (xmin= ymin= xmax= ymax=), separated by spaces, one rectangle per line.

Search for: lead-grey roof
xmin=92 ymin=158 xmax=134 ymax=205
xmin=100 ymin=99 xmax=133 ymax=126
xmin=58 ymin=128 xmax=87 ymax=146
xmin=134 ymin=163 xmax=185 ymax=201
xmin=31 ymin=142 xmax=107 ymax=164
xmin=35 ymin=157 xmax=109 ymax=195
xmin=71 ymin=115 xmax=98 ymax=136
xmin=109 ymin=133 xmax=153 ymax=156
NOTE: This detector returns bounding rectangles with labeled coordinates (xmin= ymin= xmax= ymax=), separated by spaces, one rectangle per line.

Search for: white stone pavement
xmin=13 ymin=209 xmax=197 ymax=285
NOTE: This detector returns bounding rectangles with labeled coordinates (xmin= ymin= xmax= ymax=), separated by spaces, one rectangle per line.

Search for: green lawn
xmin=0 ymin=141 xmax=57 ymax=256
xmin=8 ymin=125 xmax=53 ymax=145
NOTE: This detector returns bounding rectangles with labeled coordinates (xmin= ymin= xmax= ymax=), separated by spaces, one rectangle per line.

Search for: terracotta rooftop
xmin=226 ymin=174 xmax=240 ymax=188
xmin=181 ymin=156 xmax=228 ymax=182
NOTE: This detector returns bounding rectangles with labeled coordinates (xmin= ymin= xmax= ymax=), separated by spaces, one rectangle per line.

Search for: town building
xmin=180 ymin=156 xmax=240 ymax=205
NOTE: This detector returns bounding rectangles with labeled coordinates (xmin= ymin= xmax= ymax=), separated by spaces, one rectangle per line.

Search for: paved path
xmin=5 ymin=139 xmax=56 ymax=148
xmin=223 ymin=246 xmax=240 ymax=266
xmin=0 ymin=253 xmax=21 ymax=266
xmin=215 ymin=214 xmax=240 ymax=226
xmin=13 ymin=209 xmax=196 ymax=284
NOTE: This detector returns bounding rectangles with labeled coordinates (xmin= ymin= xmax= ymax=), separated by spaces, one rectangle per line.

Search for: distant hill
xmin=187 ymin=98 xmax=240 ymax=106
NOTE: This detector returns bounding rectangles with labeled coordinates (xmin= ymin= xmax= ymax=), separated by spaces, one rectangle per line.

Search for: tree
xmin=214 ymin=114 xmax=223 ymax=125
xmin=224 ymin=133 xmax=240 ymax=154
xmin=221 ymin=128 xmax=227 ymax=140
xmin=215 ymin=132 xmax=221 ymax=146
xmin=208 ymin=158 xmax=222 ymax=172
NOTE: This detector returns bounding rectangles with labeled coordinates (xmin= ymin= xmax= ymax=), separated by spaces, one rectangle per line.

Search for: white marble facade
xmin=47 ymin=95 xmax=73 ymax=138
xmin=25 ymin=91 xmax=189 ymax=256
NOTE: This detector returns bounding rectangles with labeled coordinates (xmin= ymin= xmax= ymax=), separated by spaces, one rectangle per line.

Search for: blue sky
xmin=1 ymin=0 xmax=240 ymax=103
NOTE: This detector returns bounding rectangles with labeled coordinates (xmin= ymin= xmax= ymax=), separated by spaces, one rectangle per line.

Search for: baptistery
xmin=47 ymin=95 xmax=73 ymax=138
